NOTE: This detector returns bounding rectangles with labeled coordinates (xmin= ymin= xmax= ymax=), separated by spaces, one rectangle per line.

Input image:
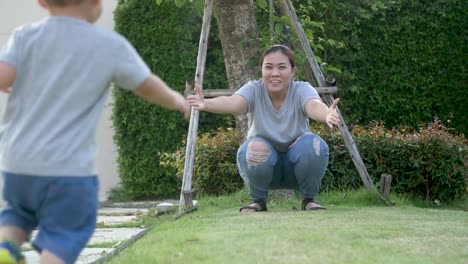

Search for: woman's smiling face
xmin=261 ymin=51 xmax=296 ymax=95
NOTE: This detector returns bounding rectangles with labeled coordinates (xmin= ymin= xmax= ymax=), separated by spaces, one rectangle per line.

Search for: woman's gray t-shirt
xmin=235 ymin=80 xmax=321 ymax=152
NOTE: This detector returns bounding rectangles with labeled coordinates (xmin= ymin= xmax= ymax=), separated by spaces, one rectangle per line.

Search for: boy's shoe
xmin=0 ymin=242 xmax=26 ymax=264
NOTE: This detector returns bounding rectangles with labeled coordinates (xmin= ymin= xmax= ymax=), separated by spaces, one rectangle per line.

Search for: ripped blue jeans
xmin=236 ymin=132 xmax=329 ymax=203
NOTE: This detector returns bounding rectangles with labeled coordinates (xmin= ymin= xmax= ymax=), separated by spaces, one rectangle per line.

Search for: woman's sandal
xmin=302 ymin=198 xmax=326 ymax=210
xmin=239 ymin=200 xmax=268 ymax=212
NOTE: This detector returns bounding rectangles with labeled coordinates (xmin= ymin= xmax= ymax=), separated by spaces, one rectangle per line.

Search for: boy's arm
xmin=133 ymin=74 xmax=190 ymax=119
xmin=0 ymin=62 xmax=15 ymax=93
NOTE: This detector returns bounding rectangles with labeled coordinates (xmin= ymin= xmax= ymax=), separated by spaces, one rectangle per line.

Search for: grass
xmin=105 ymin=189 xmax=468 ymax=264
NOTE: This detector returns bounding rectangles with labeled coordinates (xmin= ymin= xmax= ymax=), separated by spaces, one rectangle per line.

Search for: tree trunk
xmin=214 ymin=0 xmax=260 ymax=143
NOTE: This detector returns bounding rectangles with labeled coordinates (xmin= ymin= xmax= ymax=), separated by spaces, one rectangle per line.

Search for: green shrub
xmin=322 ymin=119 xmax=467 ymax=202
xmin=162 ymin=120 xmax=467 ymax=202
xmin=160 ymin=127 xmax=243 ymax=196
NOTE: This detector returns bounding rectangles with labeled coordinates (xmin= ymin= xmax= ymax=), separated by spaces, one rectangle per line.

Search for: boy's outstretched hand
xmin=179 ymin=97 xmax=191 ymax=119
xmin=0 ymin=62 xmax=15 ymax=93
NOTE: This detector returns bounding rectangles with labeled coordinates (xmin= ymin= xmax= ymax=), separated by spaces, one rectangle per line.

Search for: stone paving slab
xmin=97 ymin=215 xmax=138 ymax=226
xmin=98 ymin=207 xmax=149 ymax=215
xmin=21 ymin=228 xmax=148 ymax=263
xmin=100 ymin=200 xmax=178 ymax=208
xmin=18 ymin=202 xmax=163 ymax=263
xmin=21 ymin=227 xmax=146 ymax=249
xmin=24 ymin=248 xmax=113 ymax=264
xmin=89 ymin=227 xmax=147 ymax=244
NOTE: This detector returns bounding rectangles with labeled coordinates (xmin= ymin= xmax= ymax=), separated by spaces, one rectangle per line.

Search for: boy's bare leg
xmin=0 ymin=227 xmax=65 ymax=264
xmin=41 ymin=250 xmax=65 ymax=264
xmin=0 ymin=226 xmax=27 ymax=247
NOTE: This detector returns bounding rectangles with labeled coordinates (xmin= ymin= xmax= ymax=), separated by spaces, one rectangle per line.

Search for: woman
xmin=187 ymin=44 xmax=340 ymax=212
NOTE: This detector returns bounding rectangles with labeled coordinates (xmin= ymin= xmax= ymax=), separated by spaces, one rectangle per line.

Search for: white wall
xmin=0 ymin=0 xmax=120 ymax=202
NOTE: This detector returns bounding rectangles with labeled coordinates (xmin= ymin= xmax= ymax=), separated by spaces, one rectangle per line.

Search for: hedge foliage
xmin=298 ymin=0 xmax=467 ymax=135
xmin=161 ymin=121 xmax=467 ymax=202
xmin=113 ymin=0 xmax=230 ymax=198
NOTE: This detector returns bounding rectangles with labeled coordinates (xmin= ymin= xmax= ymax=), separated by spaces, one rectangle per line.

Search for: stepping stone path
xmin=22 ymin=200 xmax=181 ymax=264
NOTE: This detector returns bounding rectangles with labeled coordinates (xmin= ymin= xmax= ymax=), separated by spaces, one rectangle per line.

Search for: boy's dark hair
xmin=44 ymin=0 xmax=85 ymax=6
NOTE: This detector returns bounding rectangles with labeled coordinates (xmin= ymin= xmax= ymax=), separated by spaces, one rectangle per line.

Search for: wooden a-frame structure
xmin=178 ymin=0 xmax=392 ymax=216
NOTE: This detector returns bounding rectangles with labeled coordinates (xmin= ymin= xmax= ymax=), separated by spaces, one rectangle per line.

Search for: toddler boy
xmin=0 ymin=0 xmax=190 ymax=263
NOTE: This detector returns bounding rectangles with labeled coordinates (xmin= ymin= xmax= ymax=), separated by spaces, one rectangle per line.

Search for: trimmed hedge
xmin=113 ymin=0 xmax=230 ymax=198
xmin=302 ymin=0 xmax=467 ymax=135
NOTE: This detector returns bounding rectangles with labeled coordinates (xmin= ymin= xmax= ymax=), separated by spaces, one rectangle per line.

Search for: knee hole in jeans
xmin=313 ymin=137 xmax=322 ymax=156
xmin=246 ymin=141 xmax=271 ymax=166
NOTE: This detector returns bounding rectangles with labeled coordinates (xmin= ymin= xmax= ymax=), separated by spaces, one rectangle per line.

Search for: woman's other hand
xmin=326 ymin=98 xmax=340 ymax=129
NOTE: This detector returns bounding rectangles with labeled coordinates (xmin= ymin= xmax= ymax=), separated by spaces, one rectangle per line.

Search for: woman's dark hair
xmin=259 ymin=44 xmax=296 ymax=68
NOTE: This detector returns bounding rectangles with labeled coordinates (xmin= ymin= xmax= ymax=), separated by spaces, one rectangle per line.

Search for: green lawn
xmin=106 ymin=190 xmax=468 ymax=264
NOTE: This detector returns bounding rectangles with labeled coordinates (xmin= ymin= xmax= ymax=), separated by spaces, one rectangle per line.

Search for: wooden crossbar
xmin=184 ymin=86 xmax=338 ymax=98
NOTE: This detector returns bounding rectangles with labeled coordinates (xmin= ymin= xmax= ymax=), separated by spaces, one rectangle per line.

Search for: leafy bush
xmin=322 ymin=119 xmax=467 ymax=202
xmin=162 ymin=120 xmax=467 ymax=202
xmin=160 ymin=128 xmax=243 ymax=196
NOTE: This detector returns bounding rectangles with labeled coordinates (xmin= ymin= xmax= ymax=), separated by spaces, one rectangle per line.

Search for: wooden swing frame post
xmin=178 ymin=0 xmax=214 ymax=214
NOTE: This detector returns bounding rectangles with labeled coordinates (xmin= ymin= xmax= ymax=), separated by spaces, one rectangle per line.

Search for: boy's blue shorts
xmin=0 ymin=172 xmax=99 ymax=264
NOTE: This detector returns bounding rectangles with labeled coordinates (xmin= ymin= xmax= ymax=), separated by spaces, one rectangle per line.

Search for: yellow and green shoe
xmin=0 ymin=242 xmax=25 ymax=264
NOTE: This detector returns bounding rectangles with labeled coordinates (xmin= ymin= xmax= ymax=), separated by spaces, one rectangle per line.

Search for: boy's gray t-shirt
xmin=235 ymin=80 xmax=321 ymax=152
xmin=0 ymin=16 xmax=151 ymax=176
